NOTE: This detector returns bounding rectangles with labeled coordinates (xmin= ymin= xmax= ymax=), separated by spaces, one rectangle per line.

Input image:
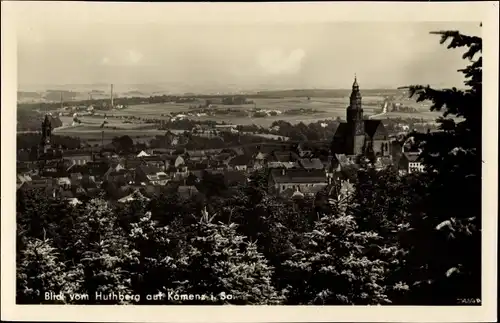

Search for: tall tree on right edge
xmin=401 ymin=27 xmax=482 ymax=304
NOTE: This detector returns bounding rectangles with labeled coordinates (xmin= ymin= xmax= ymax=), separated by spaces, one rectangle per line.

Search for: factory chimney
xmin=110 ymin=84 xmax=114 ymax=108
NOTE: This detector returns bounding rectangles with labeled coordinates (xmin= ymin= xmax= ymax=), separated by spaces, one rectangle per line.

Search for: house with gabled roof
xmin=185 ymin=150 xmax=207 ymax=162
xmin=228 ymin=154 xmax=253 ymax=172
xmin=135 ymin=164 xmax=169 ymax=185
xmin=63 ymin=151 xmax=93 ymax=166
xmin=137 ymin=150 xmax=150 ymax=157
xmin=252 ymin=151 xmax=268 ymax=170
xmin=139 ymin=154 xmax=168 ymax=171
xmin=399 ymin=152 xmax=424 ymax=174
xmin=272 ymin=151 xmax=300 ymax=169
xmin=17 ymin=174 xmax=32 ymax=190
xmin=20 ymin=178 xmax=58 ymax=196
xmin=268 ymin=168 xmax=329 ymax=196
xmin=122 ymin=158 xmax=145 ymax=170
xmin=57 ymin=177 xmax=72 ymax=190
xmin=298 ymin=157 xmax=324 ymax=170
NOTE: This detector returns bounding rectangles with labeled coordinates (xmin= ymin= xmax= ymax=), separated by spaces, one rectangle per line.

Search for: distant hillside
xmin=90 ymin=89 xmax=106 ymax=94
xmin=254 ymin=88 xmax=404 ymax=98
xmin=18 ymin=91 xmax=42 ymax=100
xmin=124 ymin=90 xmax=148 ymax=96
xmin=45 ymin=90 xmax=80 ymax=102
xmin=18 ymin=91 xmax=41 ymax=97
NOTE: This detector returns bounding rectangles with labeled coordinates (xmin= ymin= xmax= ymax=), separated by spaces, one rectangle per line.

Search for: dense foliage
xmin=16 ymin=30 xmax=482 ymax=305
xmin=400 ymin=30 xmax=482 ymax=304
xmin=17 ymin=133 xmax=83 ymax=151
xmin=17 ymin=113 xmax=63 ymax=132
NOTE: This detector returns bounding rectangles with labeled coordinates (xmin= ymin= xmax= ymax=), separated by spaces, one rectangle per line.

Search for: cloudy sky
xmin=14 ymin=3 xmax=481 ymax=91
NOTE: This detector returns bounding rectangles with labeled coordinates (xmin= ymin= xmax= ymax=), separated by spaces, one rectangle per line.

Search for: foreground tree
xmin=66 ymin=199 xmax=134 ymax=304
xmin=125 ymin=210 xmax=184 ymax=304
xmin=401 ymin=29 xmax=482 ymax=304
xmin=170 ymin=209 xmax=284 ymax=305
xmin=17 ymin=238 xmax=68 ymax=304
xmin=283 ymin=187 xmax=396 ymax=305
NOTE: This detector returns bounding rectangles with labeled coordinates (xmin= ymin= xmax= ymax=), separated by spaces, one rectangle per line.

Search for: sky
xmin=13 ymin=3 xmax=482 ymax=92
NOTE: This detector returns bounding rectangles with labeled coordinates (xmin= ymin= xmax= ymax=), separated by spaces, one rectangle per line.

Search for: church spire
xmin=346 ymin=75 xmax=363 ymax=124
xmin=352 ymin=74 xmax=360 ymax=93
xmin=349 ymin=74 xmax=362 ymax=110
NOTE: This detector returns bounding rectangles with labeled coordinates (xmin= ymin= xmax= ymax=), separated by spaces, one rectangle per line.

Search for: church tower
xmin=40 ymin=114 xmax=52 ymax=152
xmin=346 ymin=75 xmax=365 ymax=155
xmin=37 ymin=113 xmax=54 ymax=164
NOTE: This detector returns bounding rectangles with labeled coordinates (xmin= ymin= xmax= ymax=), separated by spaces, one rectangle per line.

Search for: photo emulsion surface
xmin=14 ymin=10 xmax=484 ymax=306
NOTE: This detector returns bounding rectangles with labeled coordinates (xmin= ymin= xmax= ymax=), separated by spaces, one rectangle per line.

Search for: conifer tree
xmin=66 ymin=199 xmax=134 ymax=304
xmin=283 ymin=188 xmax=393 ymax=305
xmin=169 ymin=209 xmax=284 ymax=305
xmin=402 ymin=29 xmax=482 ymax=304
xmin=126 ymin=210 xmax=183 ymax=304
xmin=17 ymin=238 xmax=67 ymax=304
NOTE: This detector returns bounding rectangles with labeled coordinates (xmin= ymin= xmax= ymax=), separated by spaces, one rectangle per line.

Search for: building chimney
xmin=110 ymin=84 xmax=114 ymax=108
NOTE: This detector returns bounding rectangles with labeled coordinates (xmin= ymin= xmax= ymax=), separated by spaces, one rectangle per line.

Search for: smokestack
xmin=110 ymin=84 xmax=114 ymax=108
xmin=60 ymin=92 xmax=63 ymax=110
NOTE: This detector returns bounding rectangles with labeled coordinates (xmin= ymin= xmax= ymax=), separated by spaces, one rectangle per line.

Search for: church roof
xmin=332 ymin=120 xmax=388 ymax=140
xmin=333 ymin=122 xmax=351 ymax=138
xmin=364 ymin=120 xmax=388 ymax=139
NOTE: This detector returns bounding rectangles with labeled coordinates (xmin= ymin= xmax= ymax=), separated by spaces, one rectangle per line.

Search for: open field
xmin=28 ymin=95 xmax=442 ymax=142
xmin=53 ymin=128 xmax=162 ymax=146
xmin=117 ymin=97 xmax=387 ymax=115
xmin=57 ymin=116 xmax=159 ymax=131
xmin=55 ymin=96 xmax=440 ymax=126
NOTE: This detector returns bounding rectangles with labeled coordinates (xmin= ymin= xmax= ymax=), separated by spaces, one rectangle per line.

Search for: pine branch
xmin=430 ymin=31 xmax=482 ymax=60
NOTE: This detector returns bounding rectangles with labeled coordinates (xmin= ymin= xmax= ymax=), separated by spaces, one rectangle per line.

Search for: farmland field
xmin=40 ymin=95 xmax=441 ymax=141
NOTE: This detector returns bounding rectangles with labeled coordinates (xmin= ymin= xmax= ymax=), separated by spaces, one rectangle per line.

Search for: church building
xmin=331 ymin=77 xmax=390 ymax=158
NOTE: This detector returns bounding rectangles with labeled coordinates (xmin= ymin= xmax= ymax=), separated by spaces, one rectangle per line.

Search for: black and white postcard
xmin=1 ymin=1 xmax=498 ymax=322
